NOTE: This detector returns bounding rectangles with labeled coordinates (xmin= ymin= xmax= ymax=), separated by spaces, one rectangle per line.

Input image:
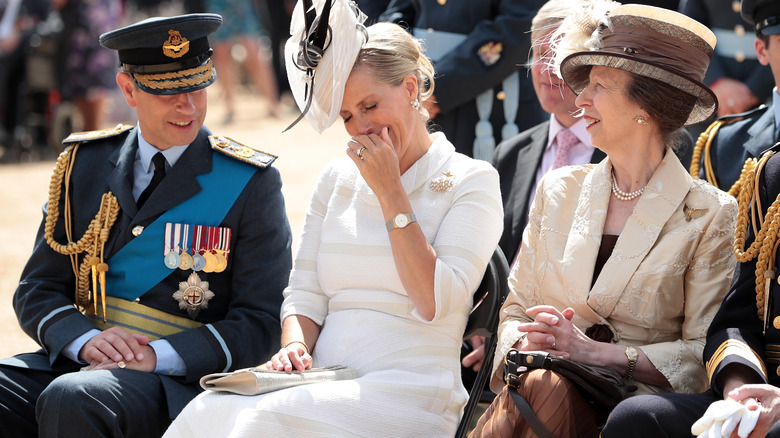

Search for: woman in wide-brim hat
xmin=469 ymin=2 xmax=738 ymax=437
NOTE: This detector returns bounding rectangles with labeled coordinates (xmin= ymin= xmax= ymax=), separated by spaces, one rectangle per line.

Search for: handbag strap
xmin=503 ymin=349 xmax=556 ymax=438
xmin=507 ymin=388 xmax=556 ymax=438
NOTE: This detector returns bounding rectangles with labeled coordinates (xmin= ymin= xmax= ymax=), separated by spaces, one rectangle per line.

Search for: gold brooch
xmin=163 ymin=30 xmax=190 ymax=59
xmin=173 ymin=272 xmax=214 ymax=319
xmin=429 ymin=172 xmax=455 ymax=192
xmin=683 ymin=204 xmax=708 ymax=222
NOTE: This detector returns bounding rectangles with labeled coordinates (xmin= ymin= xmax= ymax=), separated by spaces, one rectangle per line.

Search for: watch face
xmin=395 ymin=214 xmax=409 ymax=228
xmin=626 ymin=347 xmax=638 ymax=361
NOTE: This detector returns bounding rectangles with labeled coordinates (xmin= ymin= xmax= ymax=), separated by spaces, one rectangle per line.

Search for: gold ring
xmin=117 ymin=361 xmax=126 ymax=369
xmin=357 ymin=146 xmax=366 ymax=159
xmin=551 ymin=340 xmax=556 ymax=350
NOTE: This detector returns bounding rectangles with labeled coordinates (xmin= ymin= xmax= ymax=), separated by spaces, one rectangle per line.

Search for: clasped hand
xmin=79 ymin=326 xmax=156 ymax=372
xmin=516 ymin=305 xmax=594 ymax=362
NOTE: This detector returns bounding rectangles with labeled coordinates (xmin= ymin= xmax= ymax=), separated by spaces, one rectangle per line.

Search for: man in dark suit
xmin=461 ymin=0 xmax=604 ymax=380
xmin=492 ymin=0 xmax=604 ymax=265
xmin=0 ymin=14 xmax=292 ymax=437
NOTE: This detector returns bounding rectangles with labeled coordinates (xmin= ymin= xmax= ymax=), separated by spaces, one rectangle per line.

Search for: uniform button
xmin=774 ymin=316 xmax=780 ymax=329
xmin=437 ymin=0 xmax=446 ymax=4
xmin=132 ymin=225 xmax=145 ymax=236
xmin=776 ymin=365 xmax=780 ymax=377
xmin=496 ymin=91 xmax=506 ymax=100
xmin=735 ymin=25 xmax=745 ymax=36
xmin=735 ymin=51 xmax=746 ymax=62
xmin=732 ymin=1 xmax=740 ymax=13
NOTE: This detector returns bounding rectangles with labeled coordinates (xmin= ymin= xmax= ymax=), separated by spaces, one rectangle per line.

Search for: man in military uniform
xmin=599 ymin=2 xmax=780 ymax=436
xmin=0 ymin=14 xmax=292 ymax=437
xmin=379 ymin=0 xmax=547 ymax=161
xmin=688 ymin=0 xmax=779 ymax=196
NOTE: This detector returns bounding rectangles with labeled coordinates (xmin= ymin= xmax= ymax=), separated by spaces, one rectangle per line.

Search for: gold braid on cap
xmin=45 ymin=144 xmax=119 ymax=313
xmin=732 ymin=149 xmax=780 ymax=326
xmin=133 ymin=59 xmax=214 ymax=91
xmin=690 ymin=119 xmax=757 ymax=197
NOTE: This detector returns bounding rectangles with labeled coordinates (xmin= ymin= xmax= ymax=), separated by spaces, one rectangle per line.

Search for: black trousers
xmin=0 ymin=364 xmax=171 ymax=438
xmin=602 ymin=389 xmax=780 ymax=437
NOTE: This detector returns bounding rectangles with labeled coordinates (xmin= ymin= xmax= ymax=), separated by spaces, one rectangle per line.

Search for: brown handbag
xmin=502 ymin=349 xmax=629 ymax=438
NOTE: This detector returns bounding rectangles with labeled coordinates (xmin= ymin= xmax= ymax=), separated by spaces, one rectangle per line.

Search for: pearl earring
xmin=410 ymin=99 xmax=421 ymax=110
xmin=635 ymin=116 xmax=648 ymax=125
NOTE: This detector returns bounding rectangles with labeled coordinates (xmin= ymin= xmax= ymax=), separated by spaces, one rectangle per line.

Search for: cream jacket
xmin=491 ymin=152 xmax=738 ymax=395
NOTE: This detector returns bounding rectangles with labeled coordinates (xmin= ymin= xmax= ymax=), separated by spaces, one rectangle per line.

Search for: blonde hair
xmin=352 ymin=22 xmax=435 ymax=117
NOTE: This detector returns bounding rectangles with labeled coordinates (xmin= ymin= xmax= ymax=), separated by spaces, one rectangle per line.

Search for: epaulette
xmin=62 ymin=124 xmax=134 ymax=144
xmin=209 ymin=135 xmax=277 ymax=168
xmin=714 ymin=104 xmax=768 ymax=124
xmin=761 ymin=140 xmax=780 ymax=156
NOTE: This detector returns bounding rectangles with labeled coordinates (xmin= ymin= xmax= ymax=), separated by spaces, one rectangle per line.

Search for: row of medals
xmin=164 ymin=223 xmax=229 ymax=273
xmin=165 ymin=247 xmax=228 ymax=273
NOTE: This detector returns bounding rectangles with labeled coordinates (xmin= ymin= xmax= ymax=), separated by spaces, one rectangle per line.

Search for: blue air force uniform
xmin=0 ymin=14 xmax=292 ymax=437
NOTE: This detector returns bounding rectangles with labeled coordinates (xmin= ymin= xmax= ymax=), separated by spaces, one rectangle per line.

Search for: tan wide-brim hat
xmin=557 ymin=4 xmax=718 ymax=125
xmin=284 ymin=0 xmax=368 ymax=133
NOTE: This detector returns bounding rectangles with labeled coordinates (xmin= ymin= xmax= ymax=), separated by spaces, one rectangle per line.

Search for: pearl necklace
xmin=611 ymin=170 xmax=644 ymax=201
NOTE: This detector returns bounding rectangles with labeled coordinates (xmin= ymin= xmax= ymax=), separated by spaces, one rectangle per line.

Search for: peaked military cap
xmin=99 ymin=13 xmax=222 ymax=95
xmin=742 ymin=0 xmax=780 ymax=36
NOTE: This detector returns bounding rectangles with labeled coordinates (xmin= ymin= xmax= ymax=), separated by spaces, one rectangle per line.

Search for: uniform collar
xmin=136 ymin=123 xmax=190 ymax=172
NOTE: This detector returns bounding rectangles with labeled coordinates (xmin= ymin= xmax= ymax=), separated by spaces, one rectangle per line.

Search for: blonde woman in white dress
xmin=163 ymin=2 xmax=503 ymax=437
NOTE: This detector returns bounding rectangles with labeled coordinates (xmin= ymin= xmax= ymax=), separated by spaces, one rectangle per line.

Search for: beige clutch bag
xmin=199 ymin=365 xmax=359 ymax=396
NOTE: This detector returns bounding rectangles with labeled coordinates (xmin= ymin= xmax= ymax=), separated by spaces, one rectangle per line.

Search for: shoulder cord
xmin=733 ymin=150 xmax=780 ymax=326
xmin=44 ymin=144 xmax=119 ymax=311
xmin=690 ymin=120 xmax=757 ymax=197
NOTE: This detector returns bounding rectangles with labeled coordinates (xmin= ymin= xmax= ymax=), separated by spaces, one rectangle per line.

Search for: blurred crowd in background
xmin=0 ymin=0 xmax=771 ymax=163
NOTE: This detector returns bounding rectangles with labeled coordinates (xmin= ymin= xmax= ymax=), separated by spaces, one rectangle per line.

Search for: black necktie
xmin=137 ymin=152 xmax=166 ymax=208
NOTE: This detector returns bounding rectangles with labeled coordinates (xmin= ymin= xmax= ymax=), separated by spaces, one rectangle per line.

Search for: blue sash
xmin=106 ymin=153 xmax=255 ymax=301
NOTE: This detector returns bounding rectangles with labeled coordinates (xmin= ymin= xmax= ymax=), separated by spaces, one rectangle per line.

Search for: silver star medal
xmin=173 ymin=272 xmax=214 ymax=319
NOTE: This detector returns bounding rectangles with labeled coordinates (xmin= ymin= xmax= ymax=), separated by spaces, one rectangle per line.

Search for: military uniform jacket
xmin=705 ymin=150 xmax=780 ymax=394
xmin=697 ymin=104 xmax=775 ymax=190
xmin=6 ymin=126 xmax=292 ymax=417
xmin=682 ymin=0 xmax=774 ymax=103
xmin=380 ymin=0 xmax=547 ymax=156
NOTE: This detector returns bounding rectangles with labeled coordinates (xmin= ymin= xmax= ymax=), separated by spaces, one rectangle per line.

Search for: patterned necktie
xmin=137 ymin=152 xmax=166 ymax=208
xmin=552 ymin=129 xmax=578 ymax=170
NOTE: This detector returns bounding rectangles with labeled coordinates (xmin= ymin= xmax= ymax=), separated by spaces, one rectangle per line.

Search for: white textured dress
xmin=163 ymin=133 xmax=504 ymax=437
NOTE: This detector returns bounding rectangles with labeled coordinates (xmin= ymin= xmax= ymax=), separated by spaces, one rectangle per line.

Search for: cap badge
xmin=163 ymin=30 xmax=190 ymax=59
xmin=477 ymin=41 xmax=502 ymax=67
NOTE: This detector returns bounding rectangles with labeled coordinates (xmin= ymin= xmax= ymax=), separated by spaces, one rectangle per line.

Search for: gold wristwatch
xmin=624 ymin=346 xmax=638 ymax=380
xmin=386 ymin=213 xmax=417 ymax=231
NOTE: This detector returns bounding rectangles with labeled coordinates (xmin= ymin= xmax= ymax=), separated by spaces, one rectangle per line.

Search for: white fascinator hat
xmin=284 ymin=0 xmax=368 ymax=133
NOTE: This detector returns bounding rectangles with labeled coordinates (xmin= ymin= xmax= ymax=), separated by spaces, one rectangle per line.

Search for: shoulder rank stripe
xmin=209 ymin=135 xmax=277 ymax=169
xmin=62 ymin=124 xmax=134 ymax=144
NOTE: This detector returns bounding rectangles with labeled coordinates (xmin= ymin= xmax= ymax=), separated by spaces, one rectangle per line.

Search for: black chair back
xmin=454 ymin=246 xmax=510 ymax=437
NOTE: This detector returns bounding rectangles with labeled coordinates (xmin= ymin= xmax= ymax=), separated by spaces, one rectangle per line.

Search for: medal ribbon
xmin=221 ymin=227 xmax=231 ymax=262
xmin=164 ymin=223 xmax=174 ymax=255
xmin=106 ymin=152 xmax=255 ymax=301
xmin=181 ymin=224 xmax=190 ymax=254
